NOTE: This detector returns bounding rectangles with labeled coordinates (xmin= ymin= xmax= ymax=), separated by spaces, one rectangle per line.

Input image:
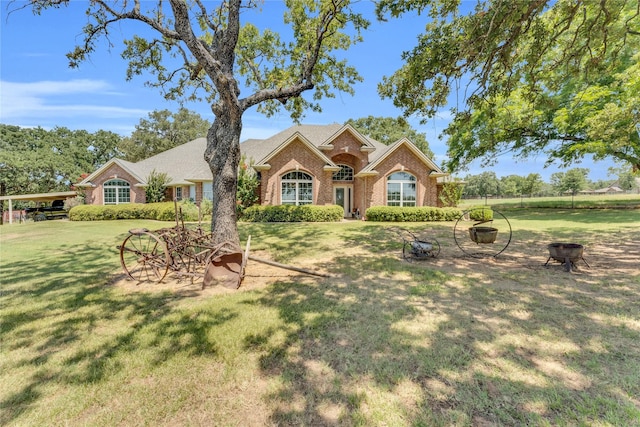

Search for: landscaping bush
xmin=69 ymin=201 xmax=200 ymax=221
xmin=364 ymin=206 xmax=463 ymax=222
xmin=466 ymin=206 xmax=494 ymax=221
xmin=242 ymin=204 xmax=344 ymax=222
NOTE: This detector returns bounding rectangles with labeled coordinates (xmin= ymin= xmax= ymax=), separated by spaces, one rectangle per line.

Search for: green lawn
xmin=1 ymin=211 xmax=639 ymax=426
xmin=460 ymin=193 xmax=640 ymax=209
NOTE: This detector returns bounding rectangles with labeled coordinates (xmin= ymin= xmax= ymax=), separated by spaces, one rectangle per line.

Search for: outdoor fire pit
xmin=453 ymin=208 xmax=512 ymax=258
xmin=468 ymin=226 xmax=498 ymax=244
xmin=545 ymin=243 xmax=590 ymax=272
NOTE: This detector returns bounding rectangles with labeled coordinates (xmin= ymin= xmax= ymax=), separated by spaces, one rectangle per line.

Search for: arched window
xmin=281 ymin=171 xmax=313 ymax=205
xmin=103 ymin=179 xmax=131 ymax=205
xmin=332 ymin=164 xmax=354 ymax=181
xmin=387 ymin=172 xmax=416 ymax=207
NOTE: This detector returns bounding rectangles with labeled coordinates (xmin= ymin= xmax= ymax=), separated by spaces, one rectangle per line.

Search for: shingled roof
xmin=79 ymin=123 xmax=438 ymax=187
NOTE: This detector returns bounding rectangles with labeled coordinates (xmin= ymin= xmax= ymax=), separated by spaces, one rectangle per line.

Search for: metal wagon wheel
xmin=120 ymin=229 xmax=170 ymax=283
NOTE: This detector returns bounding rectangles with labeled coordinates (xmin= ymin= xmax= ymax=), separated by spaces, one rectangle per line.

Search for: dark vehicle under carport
xmin=25 ymin=200 xmax=68 ymax=221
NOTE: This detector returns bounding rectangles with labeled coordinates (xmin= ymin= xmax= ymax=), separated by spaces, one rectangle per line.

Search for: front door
xmin=334 ymin=185 xmax=353 ymax=218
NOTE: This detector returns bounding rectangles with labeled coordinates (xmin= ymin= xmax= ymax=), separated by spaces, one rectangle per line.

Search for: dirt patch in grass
xmin=110 ymin=234 xmax=639 ymax=298
xmin=109 ymin=249 xmax=321 ymax=297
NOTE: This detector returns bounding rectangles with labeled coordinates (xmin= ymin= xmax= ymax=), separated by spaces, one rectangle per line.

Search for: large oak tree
xmin=120 ymin=108 xmax=211 ymax=162
xmin=20 ymin=0 xmax=368 ymax=246
xmin=376 ymin=0 xmax=640 ymax=173
xmin=0 ymin=124 xmax=122 ymax=196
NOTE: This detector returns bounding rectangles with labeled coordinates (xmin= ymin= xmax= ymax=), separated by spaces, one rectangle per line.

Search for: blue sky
xmin=0 ymin=1 xmax=618 ymax=181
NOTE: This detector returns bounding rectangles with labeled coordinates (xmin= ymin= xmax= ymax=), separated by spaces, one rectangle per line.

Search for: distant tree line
xmin=0 ymin=124 xmax=123 ymax=196
xmin=461 ymin=168 xmax=638 ymax=199
xmin=0 ymin=108 xmax=210 ymax=198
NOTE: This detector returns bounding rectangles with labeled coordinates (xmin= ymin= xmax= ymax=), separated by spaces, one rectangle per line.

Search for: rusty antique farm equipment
xmin=119 ymin=223 xmax=247 ymax=289
xmin=118 ymin=202 xmax=329 ymax=289
xmin=117 ymin=202 xmax=245 ymax=288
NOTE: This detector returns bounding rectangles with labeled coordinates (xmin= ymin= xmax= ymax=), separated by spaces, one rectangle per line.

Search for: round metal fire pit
xmin=545 ymin=243 xmax=589 ymax=272
xmin=468 ymin=226 xmax=498 ymax=244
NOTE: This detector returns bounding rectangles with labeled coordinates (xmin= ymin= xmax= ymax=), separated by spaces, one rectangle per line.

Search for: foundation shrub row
xmin=69 ymin=201 xmax=200 ymax=221
xmin=365 ymin=206 xmax=463 ymax=222
xmin=241 ymin=205 xmax=344 ymax=222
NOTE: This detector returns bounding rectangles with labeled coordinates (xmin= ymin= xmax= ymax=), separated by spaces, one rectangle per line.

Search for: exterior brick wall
xmin=325 ymin=133 xmax=369 ymax=213
xmin=367 ymin=145 xmax=438 ymax=209
xmin=327 ymin=133 xmax=370 ymax=171
xmin=195 ymin=182 xmax=203 ymax=205
xmin=84 ymin=164 xmax=146 ymax=205
xmin=256 ymin=133 xmax=443 ymax=214
xmin=80 ymin=127 xmax=446 ymax=214
xmin=260 ymin=139 xmax=330 ymax=205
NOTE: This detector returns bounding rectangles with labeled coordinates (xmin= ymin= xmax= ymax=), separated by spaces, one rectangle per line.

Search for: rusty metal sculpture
xmin=118 ymin=203 xmax=246 ymax=289
xmin=393 ymin=227 xmax=441 ymax=261
xmin=118 ymin=201 xmax=330 ymax=289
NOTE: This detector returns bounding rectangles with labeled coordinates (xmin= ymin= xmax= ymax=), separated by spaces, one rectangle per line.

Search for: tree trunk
xmin=205 ymin=107 xmax=242 ymax=247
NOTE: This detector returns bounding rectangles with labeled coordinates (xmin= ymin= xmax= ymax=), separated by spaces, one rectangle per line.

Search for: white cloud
xmin=0 ymin=79 xmax=148 ymax=121
xmin=5 ymin=79 xmax=111 ymax=96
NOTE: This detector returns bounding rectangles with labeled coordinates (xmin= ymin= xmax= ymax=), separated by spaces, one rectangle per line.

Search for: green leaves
xmin=0 ymin=124 xmax=122 ymax=196
xmin=119 ymin=108 xmax=210 ymax=162
xmin=377 ymin=0 xmax=640 ymax=172
xmin=145 ymin=169 xmax=171 ymax=204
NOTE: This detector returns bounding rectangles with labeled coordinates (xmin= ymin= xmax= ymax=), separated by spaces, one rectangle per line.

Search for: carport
xmin=0 ymin=191 xmax=77 ymax=224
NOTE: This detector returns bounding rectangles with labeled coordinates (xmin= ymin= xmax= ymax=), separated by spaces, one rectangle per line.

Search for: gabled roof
xmin=78 ymin=123 xmax=445 ymax=188
xmin=78 ymin=138 xmax=211 ymax=187
xmin=240 ymin=123 xmax=391 ymax=165
xmin=252 ymin=131 xmax=338 ymax=171
xmin=133 ymin=137 xmax=211 ymax=185
xmin=357 ymin=138 xmax=445 ymax=177
xmin=317 ymin=123 xmax=377 ymax=152
xmin=240 ymin=124 xmax=344 ymax=163
xmin=77 ymin=158 xmax=146 ymax=187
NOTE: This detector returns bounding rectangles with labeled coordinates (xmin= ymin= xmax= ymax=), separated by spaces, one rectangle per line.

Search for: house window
xmin=332 ymin=165 xmax=354 ymax=181
xmin=175 ymin=187 xmax=182 ymax=200
xmin=281 ymin=171 xmax=313 ymax=205
xmin=103 ymin=179 xmax=131 ymax=204
xmin=387 ymin=172 xmax=416 ymax=207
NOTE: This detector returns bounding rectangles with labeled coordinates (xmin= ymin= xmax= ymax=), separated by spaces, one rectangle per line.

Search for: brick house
xmin=77 ymin=123 xmax=449 ymax=218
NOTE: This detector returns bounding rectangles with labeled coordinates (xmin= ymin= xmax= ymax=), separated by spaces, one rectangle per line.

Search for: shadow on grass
xmin=248 ymin=225 xmax=640 ymax=425
xmin=0 ymin=240 xmax=237 ymax=425
xmin=2 ymin=219 xmax=638 ymax=425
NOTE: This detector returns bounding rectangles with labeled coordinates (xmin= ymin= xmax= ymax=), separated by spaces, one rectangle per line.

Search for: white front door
xmin=334 ymin=185 xmax=353 ymax=218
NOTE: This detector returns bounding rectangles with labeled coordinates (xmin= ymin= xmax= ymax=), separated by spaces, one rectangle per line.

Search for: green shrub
xmin=242 ymin=204 xmax=344 ymax=222
xmin=199 ymin=198 xmax=213 ymax=216
xmin=237 ymin=155 xmax=259 ymax=219
xmin=364 ymin=206 xmax=463 ymax=222
xmin=467 ymin=206 xmax=493 ymax=221
xmin=68 ymin=201 xmax=200 ymax=222
xmin=145 ymin=169 xmax=171 ymax=203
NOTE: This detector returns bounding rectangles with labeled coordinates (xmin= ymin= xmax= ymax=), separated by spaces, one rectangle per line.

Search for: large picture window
xmin=387 ymin=172 xmax=416 ymax=207
xmin=281 ymin=171 xmax=313 ymax=205
xmin=103 ymin=179 xmax=131 ymax=205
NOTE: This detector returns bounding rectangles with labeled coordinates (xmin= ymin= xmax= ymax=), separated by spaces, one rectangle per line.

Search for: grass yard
xmin=1 ymin=209 xmax=639 ymax=426
xmin=460 ymin=193 xmax=640 ymax=210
